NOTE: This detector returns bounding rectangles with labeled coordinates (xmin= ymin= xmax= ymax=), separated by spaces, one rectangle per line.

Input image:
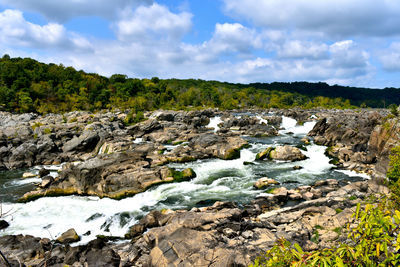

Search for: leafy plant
xmin=251 ymin=201 xmax=400 ymax=266
xmin=123 ymin=111 xmax=146 ymax=126
xmin=389 ymin=104 xmax=399 ymax=117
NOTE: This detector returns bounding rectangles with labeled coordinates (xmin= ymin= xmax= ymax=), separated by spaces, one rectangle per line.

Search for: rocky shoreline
xmin=0 ymin=108 xmax=396 ymax=266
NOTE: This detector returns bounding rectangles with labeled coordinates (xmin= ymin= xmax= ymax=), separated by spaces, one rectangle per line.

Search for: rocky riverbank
xmin=0 ymin=108 xmax=394 ymax=266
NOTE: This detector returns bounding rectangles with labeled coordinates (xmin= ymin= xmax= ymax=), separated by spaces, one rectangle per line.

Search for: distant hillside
xmin=0 ymin=55 xmax=398 ymax=114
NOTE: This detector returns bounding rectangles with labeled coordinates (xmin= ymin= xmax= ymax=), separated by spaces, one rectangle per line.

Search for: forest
xmin=0 ymin=55 xmax=399 ymax=114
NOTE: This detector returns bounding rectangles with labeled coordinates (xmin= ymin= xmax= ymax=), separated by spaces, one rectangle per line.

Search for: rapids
xmin=0 ymin=114 xmax=369 ymax=245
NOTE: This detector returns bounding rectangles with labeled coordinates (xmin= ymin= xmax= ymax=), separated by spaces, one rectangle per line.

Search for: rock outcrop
xmin=308 ymin=109 xmax=388 ymax=176
xmin=368 ymin=117 xmax=400 ymax=176
xmin=19 ymin=149 xmax=197 ymax=201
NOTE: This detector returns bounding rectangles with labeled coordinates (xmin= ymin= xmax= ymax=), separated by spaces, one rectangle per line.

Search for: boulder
xmin=38 ymin=168 xmax=50 ymax=178
xmin=56 ymin=228 xmax=80 ymax=244
xmin=0 ymin=220 xmax=9 ymax=230
xmin=190 ymin=133 xmax=248 ymax=160
xmin=256 ymin=147 xmax=274 ymax=160
xmin=270 ymin=146 xmax=307 ymax=161
xmin=271 ymin=187 xmax=288 ymax=199
xmin=253 ymin=177 xmax=279 ymax=189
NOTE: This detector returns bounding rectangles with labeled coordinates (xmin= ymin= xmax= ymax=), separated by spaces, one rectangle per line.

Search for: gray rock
xmin=62 ymin=131 xmax=100 ymax=153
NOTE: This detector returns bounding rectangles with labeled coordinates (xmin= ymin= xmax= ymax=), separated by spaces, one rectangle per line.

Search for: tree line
xmin=0 ymin=55 xmax=398 ymax=114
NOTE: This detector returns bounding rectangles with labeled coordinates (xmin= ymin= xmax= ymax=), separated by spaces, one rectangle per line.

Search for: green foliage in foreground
xmin=387 ymin=146 xmax=400 ymax=184
xmin=1 ymin=55 xmax=396 ymax=114
xmin=251 ymin=201 xmax=400 ymax=267
xmin=251 ymin=147 xmax=400 ymax=267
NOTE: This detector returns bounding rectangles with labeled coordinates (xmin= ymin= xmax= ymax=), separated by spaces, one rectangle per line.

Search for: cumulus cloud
xmin=0 ymin=9 xmax=92 ymax=50
xmin=0 ymin=0 xmax=152 ymax=22
xmin=210 ymin=23 xmax=261 ymax=53
xmin=183 ymin=23 xmax=263 ymax=64
xmin=276 ymin=40 xmax=329 ymax=60
xmin=223 ymin=0 xmax=400 ymax=37
xmin=115 ymin=3 xmax=192 ymax=41
xmin=380 ymin=42 xmax=400 ymax=71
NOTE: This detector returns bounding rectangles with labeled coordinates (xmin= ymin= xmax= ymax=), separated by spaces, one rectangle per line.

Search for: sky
xmin=0 ymin=0 xmax=400 ymax=88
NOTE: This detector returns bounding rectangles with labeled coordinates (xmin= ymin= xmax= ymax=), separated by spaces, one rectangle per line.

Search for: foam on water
xmin=280 ymin=116 xmax=297 ymax=131
xmin=335 ymin=169 xmax=371 ymax=180
xmin=3 ymin=188 xmax=165 ymax=245
xmin=298 ymin=145 xmax=333 ymax=175
xmin=8 ymin=177 xmax=41 ymax=186
xmin=279 ymin=116 xmax=316 ymax=136
xmin=207 ymin=116 xmax=222 ymax=132
xmin=133 ymin=138 xmax=144 ymax=144
xmin=256 ymin=115 xmax=268 ymax=125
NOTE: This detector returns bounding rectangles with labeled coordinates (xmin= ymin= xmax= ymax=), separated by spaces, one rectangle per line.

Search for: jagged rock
xmin=39 ymin=176 xmax=54 ymax=188
xmin=56 ymin=228 xmax=80 ymax=244
xmin=62 ymin=130 xmax=100 ymax=153
xmin=308 ymin=110 xmax=387 ymax=176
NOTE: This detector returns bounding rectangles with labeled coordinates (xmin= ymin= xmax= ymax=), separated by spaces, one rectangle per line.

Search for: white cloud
xmin=329 ymin=40 xmax=369 ymax=69
xmin=0 ymin=9 xmax=92 ymax=51
xmin=0 ymin=0 xmax=152 ymax=22
xmin=223 ymin=0 xmax=400 ymax=37
xmin=277 ymin=40 xmax=329 ymax=59
xmin=211 ymin=23 xmax=261 ymax=53
xmin=380 ymin=42 xmax=400 ymax=71
xmin=115 ymin=3 xmax=192 ymax=41
xmin=182 ymin=23 xmax=263 ymax=64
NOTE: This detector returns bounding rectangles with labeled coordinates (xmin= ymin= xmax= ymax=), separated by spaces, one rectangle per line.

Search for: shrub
xmin=251 ymin=201 xmax=400 ymax=266
xmin=387 ymin=146 xmax=400 ymax=183
xmin=123 ymin=111 xmax=146 ymax=126
xmin=389 ymin=104 xmax=399 ymax=117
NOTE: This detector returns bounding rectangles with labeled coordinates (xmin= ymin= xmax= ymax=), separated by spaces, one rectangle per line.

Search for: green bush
xmin=387 ymin=146 xmax=400 ymax=183
xmin=123 ymin=111 xmax=146 ymax=125
xmin=251 ymin=201 xmax=400 ymax=266
xmin=389 ymin=104 xmax=399 ymax=117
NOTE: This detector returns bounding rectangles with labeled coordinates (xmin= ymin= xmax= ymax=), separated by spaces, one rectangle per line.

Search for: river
xmin=0 ymin=115 xmax=369 ymax=245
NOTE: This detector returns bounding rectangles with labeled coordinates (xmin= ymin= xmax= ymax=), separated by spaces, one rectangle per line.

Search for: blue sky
xmin=1 ymin=0 xmax=400 ymax=88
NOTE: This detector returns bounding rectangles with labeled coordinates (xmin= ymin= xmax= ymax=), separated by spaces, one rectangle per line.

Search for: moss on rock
xmin=256 ymin=147 xmax=275 ymax=160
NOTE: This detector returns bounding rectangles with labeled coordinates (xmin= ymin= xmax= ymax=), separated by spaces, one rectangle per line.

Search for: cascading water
xmin=207 ymin=116 xmax=222 ymax=132
xmin=0 ymin=114 xmax=370 ymax=245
